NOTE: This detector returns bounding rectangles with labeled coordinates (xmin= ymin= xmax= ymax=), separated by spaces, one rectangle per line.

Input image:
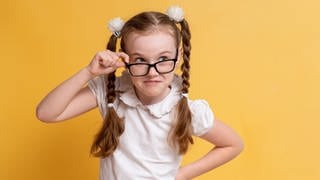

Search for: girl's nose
xmin=147 ymin=66 xmax=159 ymax=76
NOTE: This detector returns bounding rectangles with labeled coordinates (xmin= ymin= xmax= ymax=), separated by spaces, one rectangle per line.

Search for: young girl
xmin=36 ymin=6 xmax=243 ymax=180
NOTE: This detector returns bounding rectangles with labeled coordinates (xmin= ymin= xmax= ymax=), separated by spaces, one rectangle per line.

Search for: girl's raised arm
xmin=36 ymin=50 xmax=128 ymax=123
xmin=36 ymin=67 xmax=97 ymax=123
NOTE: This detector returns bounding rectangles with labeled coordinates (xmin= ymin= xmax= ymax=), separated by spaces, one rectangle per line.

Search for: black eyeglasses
xmin=125 ymin=50 xmax=178 ymax=77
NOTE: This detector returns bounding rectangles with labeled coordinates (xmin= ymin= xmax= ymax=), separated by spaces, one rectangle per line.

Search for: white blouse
xmin=88 ymin=72 xmax=215 ymax=180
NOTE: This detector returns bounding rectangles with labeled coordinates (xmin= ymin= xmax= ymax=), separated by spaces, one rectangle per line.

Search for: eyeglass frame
xmin=124 ymin=49 xmax=179 ymax=77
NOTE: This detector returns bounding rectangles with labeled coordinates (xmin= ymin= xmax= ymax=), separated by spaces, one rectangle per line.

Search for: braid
xmin=106 ymin=72 xmax=116 ymax=103
xmin=90 ymin=35 xmax=125 ymax=158
xmin=180 ymin=19 xmax=191 ymax=93
xmin=170 ymin=19 xmax=194 ymax=154
xmin=106 ymin=35 xmax=117 ymax=104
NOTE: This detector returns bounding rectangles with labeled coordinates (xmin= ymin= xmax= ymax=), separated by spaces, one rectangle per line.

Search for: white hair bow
xmin=107 ymin=17 xmax=125 ymax=37
xmin=166 ymin=6 xmax=184 ymax=22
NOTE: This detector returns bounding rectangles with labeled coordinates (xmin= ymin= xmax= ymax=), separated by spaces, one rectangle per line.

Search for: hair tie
xmin=107 ymin=103 xmax=115 ymax=108
xmin=181 ymin=93 xmax=188 ymax=98
xmin=107 ymin=17 xmax=125 ymax=38
xmin=166 ymin=6 xmax=184 ymax=23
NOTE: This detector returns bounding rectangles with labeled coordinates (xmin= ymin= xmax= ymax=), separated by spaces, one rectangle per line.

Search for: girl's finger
xmin=109 ymin=59 xmax=118 ymax=67
xmin=115 ymin=61 xmax=125 ymax=68
xmin=116 ymin=52 xmax=130 ymax=64
xmin=108 ymin=51 xmax=120 ymax=61
xmin=99 ymin=53 xmax=113 ymax=67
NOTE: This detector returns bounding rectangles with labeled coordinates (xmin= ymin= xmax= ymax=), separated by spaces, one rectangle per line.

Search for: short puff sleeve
xmin=88 ymin=75 xmax=107 ymax=117
xmin=189 ymin=100 xmax=215 ymax=136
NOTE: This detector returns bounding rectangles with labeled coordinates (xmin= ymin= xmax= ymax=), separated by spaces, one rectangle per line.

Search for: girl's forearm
xmin=178 ymin=145 xmax=243 ymax=179
xmin=36 ymin=67 xmax=94 ymax=121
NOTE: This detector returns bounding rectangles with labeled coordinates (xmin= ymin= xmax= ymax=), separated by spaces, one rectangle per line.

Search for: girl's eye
xmin=134 ymin=58 xmax=146 ymax=63
xmin=158 ymin=56 xmax=169 ymax=61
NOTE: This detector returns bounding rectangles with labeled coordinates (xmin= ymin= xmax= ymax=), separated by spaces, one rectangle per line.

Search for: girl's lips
xmin=144 ymin=80 xmax=161 ymax=84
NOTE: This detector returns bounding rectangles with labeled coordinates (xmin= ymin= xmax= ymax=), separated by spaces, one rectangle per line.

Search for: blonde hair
xmin=91 ymin=11 xmax=193 ymax=158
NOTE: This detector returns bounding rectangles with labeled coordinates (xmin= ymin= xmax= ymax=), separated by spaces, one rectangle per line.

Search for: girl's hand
xmin=86 ymin=50 xmax=129 ymax=77
xmin=175 ymin=169 xmax=190 ymax=180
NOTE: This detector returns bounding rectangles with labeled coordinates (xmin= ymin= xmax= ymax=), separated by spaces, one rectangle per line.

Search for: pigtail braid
xmin=180 ymin=19 xmax=191 ymax=93
xmin=171 ymin=19 xmax=194 ymax=154
xmin=90 ymin=35 xmax=125 ymax=158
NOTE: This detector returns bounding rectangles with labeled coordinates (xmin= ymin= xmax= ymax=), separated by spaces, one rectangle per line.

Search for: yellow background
xmin=1 ymin=0 xmax=319 ymax=179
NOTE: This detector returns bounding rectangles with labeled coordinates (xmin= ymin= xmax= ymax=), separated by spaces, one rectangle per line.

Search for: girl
xmin=36 ymin=6 xmax=243 ymax=180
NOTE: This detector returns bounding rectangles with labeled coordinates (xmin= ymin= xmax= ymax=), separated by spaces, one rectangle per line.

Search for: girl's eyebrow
xmin=130 ymin=51 xmax=173 ymax=57
xmin=129 ymin=52 xmax=143 ymax=56
xmin=159 ymin=51 xmax=173 ymax=55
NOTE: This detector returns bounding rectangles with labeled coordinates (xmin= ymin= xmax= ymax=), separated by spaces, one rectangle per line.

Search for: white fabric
xmin=88 ymin=71 xmax=215 ymax=180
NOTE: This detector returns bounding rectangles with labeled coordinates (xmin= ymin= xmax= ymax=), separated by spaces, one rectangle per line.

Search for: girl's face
xmin=124 ymin=30 xmax=179 ymax=105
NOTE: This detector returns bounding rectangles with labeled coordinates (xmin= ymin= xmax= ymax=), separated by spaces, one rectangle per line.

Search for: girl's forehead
xmin=124 ymin=31 xmax=177 ymax=55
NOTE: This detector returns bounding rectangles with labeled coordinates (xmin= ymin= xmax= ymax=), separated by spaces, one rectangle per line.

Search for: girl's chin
xmin=136 ymin=90 xmax=166 ymax=100
xmin=140 ymin=91 xmax=163 ymax=98
xmin=134 ymin=85 xmax=170 ymax=100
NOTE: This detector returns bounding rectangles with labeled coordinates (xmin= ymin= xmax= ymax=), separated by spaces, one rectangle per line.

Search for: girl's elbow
xmin=238 ymin=142 xmax=245 ymax=154
xmin=35 ymin=106 xmax=56 ymax=123
xmin=234 ymin=138 xmax=244 ymax=155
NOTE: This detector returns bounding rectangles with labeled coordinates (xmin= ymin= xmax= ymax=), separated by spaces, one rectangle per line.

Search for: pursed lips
xmin=143 ymin=80 xmax=161 ymax=84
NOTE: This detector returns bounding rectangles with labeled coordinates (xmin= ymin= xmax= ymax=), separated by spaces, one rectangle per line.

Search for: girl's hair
xmin=90 ymin=11 xmax=193 ymax=158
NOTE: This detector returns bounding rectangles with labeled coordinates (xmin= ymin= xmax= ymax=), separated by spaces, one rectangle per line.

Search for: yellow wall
xmin=1 ymin=0 xmax=319 ymax=179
